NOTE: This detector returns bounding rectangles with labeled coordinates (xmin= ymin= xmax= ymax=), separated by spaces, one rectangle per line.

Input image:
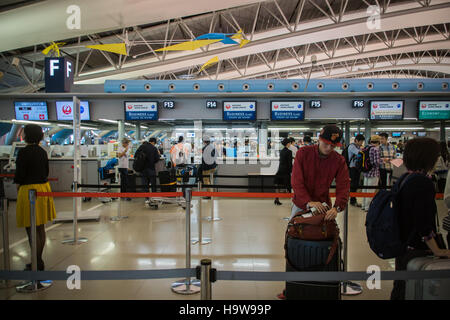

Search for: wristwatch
xmin=334 ymin=206 xmax=342 ymax=212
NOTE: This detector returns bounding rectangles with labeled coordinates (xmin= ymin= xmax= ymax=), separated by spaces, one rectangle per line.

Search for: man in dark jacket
xmin=290 ymin=125 xmax=350 ymax=220
xmin=201 ymin=136 xmax=217 ymax=199
xmin=136 ymin=137 xmax=160 ymax=204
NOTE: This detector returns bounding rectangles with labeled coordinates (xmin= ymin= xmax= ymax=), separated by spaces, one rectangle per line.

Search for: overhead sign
xmin=309 ymin=100 xmax=321 ymax=108
xmin=223 ymin=101 xmax=256 ymax=121
xmin=352 ymin=100 xmax=365 ymax=108
xmin=270 ymin=101 xmax=304 ymax=121
xmin=44 ymin=57 xmax=74 ymax=92
xmin=56 ymin=100 xmax=90 ymax=120
xmin=418 ymin=101 xmax=450 ymax=120
xmin=206 ymin=100 xmax=217 ymax=109
xmin=14 ymin=101 xmax=48 ymax=121
xmin=369 ymin=101 xmax=404 ymax=120
xmin=163 ymin=101 xmax=175 ymax=109
xmin=124 ymin=101 xmax=158 ymax=121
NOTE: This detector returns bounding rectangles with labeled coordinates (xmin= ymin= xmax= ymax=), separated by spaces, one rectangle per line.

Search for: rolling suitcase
xmin=405 ymin=256 xmax=450 ymax=300
xmin=285 ymin=238 xmax=341 ymax=300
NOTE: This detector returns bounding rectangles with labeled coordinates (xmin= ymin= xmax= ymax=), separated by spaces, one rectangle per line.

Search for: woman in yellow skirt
xmin=14 ymin=124 xmax=56 ymax=271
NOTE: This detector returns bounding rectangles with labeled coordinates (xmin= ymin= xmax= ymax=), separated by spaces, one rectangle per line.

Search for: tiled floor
xmin=0 ymin=196 xmax=448 ymax=300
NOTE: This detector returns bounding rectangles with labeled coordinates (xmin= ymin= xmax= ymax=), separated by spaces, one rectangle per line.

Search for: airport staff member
xmin=117 ymin=138 xmax=131 ymax=201
xmin=290 ymin=125 xmax=350 ymax=221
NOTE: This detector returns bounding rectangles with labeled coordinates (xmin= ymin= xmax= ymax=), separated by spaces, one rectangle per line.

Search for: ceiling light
xmin=99 ymin=119 xmax=118 ymax=124
xmin=12 ymin=119 xmax=51 ymax=126
xmin=376 ymin=127 xmax=424 ymax=130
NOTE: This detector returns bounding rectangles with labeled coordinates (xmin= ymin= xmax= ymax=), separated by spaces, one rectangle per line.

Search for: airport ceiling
xmin=0 ymin=0 xmax=449 ymax=93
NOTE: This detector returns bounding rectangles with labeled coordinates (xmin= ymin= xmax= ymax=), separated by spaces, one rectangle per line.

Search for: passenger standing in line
xmin=391 ymin=138 xmax=450 ymax=300
xmin=348 ymin=134 xmax=365 ymax=207
xmin=289 ymin=125 xmax=350 ymax=220
xmin=170 ymin=136 xmax=190 ymax=167
xmin=443 ymin=170 xmax=450 ymax=246
xmin=361 ymin=135 xmax=383 ymax=212
xmin=378 ymin=132 xmax=396 ymax=189
xmin=14 ymin=124 xmax=56 ymax=272
xmin=136 ymin=137 xmax=160 ymax=205
xmin=274 ymin=138 xmax=293 ymax=206
xmin=302 ymin=135 xmax=313 ymax=147
xmin=117 ymin=138 xmax=131 ymax=201
xmin=433 ymin=141 xmax=449 ymax=193
xmin=288 ymin=137 xmax=298 ymax=160
xmin=201 ymin=136 xmax=217 ymax=199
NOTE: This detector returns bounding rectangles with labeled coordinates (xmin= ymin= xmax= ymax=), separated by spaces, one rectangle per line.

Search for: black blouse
xmin=396 ymin=173 xmax=437 ymax=250
xmin=14 ymin=144 xmax=49 ymax=186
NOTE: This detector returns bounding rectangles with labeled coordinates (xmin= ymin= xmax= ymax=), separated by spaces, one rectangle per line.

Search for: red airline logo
xmin=24 ymin=114 xmax=29 ymax=120
xmin=373 ymin=104 xmax=378 ymax=109
xmin=128 ymin=105 xmax=133 ymax=110
xmin=421 ymin=104 xmax=426 ymax=109
xmin=225 ymin=105 xmax=231 ymax=109
xmin=62 ymin=105 xmax=72 ymax=115
xmin=274 ymin=105 xmax=279 ymax=109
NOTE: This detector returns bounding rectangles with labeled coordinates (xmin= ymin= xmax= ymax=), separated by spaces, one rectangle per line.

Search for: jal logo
xmin=422 ymin=104 xmax=427 ymax=109
xmin=39 ymin=114 xmax=45 ymax=120
xmin=62 ymin=105 xmax=72 ymax=115
xmin=373 ymin=104 xmax=378 ymax=109
xmin=274 ymin=105 xmax=279 ymax=109
xmin=127 ymin=105 xmax=132 ymax=110
xmin=225 ymin=105 xmax=231 ymax=109
xmin=24 ymin=114 xmax=29 ymax=120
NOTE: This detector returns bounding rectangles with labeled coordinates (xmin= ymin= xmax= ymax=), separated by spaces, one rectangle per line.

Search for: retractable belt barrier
xmin=1 ymin=268 xmax=450 ymax=282
xmin=36 ymin=191 xmax=444 ymax=199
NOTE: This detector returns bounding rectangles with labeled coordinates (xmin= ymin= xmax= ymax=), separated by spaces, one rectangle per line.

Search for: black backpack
xmin=357 ymin=145 xmax=373 ymax=173
xmin=133 ymin=148 xmax=147 ymax=172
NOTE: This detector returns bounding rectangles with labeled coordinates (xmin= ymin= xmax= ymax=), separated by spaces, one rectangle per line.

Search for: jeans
xmin=118 ymin=168 xmax=128 ymax=193
xmin=141 ymin=168 xmax=157 ymax=193
xmin=349 ymin=167 xmax=361 ymax=204
xmin=362 ymin=176 xmax=379 ymax=210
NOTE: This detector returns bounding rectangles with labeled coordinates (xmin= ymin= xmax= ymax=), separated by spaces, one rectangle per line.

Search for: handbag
xmin=285 ymin=210 xmax=340 ymax=266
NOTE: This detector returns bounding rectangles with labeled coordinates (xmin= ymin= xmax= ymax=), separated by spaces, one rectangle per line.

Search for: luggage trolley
xmin=147 ymin=165 xmax=196 ymax=209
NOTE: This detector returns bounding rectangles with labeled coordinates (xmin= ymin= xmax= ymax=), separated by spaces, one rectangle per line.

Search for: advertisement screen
xmin=14 ymin=101 xmax=48 ymax=121
xmin=223 ymin=101 xmax=256 ymax=121
xmin=369 ymin=101 xmax=404 ymax=120
xmin=124 ymin=101 xmax=158 ymax=121
xmin=55 ymin=101 xmax=90 ymax=120
xmin=418 ymin=101 xmax=450 ymax=120
xmin=271 ymin=101 xmax=305 ymax=121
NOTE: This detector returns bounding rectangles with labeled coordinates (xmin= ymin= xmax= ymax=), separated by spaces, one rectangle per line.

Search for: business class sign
xmin=270 ymin=101 xmax=305 ymax=121
xmin=223 ymin=101 xmax=256 ymax=121
xmin=124 ymin=101 xmax=158 ymax=121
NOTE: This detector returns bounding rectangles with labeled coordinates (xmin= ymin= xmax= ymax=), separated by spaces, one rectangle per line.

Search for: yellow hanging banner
xmin=85 ymin=43 xmax=127 ymax=56
xmin=199 ymin=56 xmax=219 ymax=72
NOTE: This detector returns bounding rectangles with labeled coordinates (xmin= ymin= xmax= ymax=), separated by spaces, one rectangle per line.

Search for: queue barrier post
xmin=171 ymin=188 xmax=201 ymax=294
xmin=62 ymin=182 xmax=88 ymax=245
xmin=1 ymin=197 xmax=14 ymax=289
xmin=16 ymin=189 xmax=52 ymax=293
xmin=341 ymin=204 xmax=363 ymax=296
xmin=110 ymin=193 xmax=128 ymax=222
xmin=192 ymin=181 xmax=211 ymax=245
xmin=205 ymin=172 xmax=222 ymax=222
xmin=199 ymin=259 xmax=213 ymax=300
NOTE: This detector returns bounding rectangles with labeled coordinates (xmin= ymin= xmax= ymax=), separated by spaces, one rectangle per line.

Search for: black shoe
xmin=274 ymin=199 xmax=282 ymax=206
xmin=24 ymin=261 xmax=45 ymax=271
xmin=203 ymin=197 xmax=211 ymax=200
xmin=126 ymin=198 xmax=132 ymax=201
